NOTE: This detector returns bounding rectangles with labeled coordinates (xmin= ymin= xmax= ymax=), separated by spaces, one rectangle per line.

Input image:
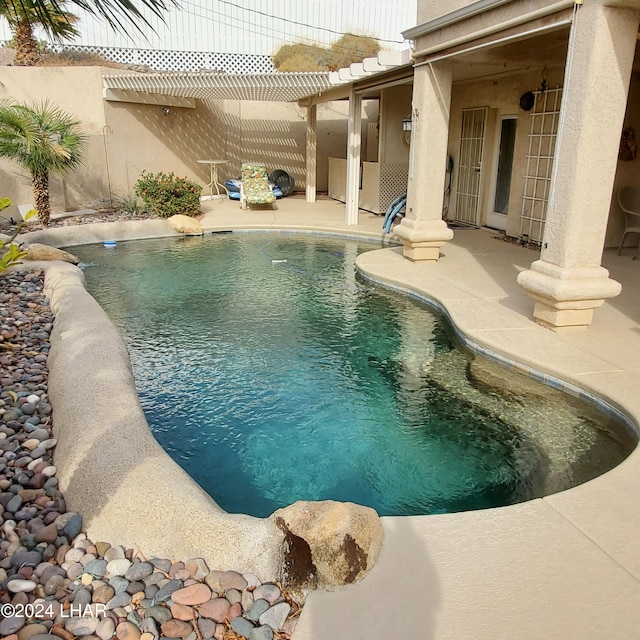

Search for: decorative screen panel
xmin=47 ymin=44 xmax=275 ymax=73
xmin=520 ymin=87 xmax=563 ymax=245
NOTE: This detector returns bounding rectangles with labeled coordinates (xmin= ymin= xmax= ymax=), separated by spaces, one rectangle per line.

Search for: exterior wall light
xmin=402 ymin=115 xmax=412 ymax=148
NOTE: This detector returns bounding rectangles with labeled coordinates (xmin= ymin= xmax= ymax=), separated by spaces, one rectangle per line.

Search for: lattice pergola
xmin=102 ymin=71 xmax=334 ymax=103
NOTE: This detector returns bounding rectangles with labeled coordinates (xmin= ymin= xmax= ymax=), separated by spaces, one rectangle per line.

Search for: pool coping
xmin=19 ymin=218 xmax=640 ymax=639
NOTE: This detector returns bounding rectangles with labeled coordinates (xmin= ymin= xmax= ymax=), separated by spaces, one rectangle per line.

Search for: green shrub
xmin=134 ymin=171 xmax=202 ymax=218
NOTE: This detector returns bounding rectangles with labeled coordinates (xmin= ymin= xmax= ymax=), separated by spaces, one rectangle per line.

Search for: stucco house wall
xmin=446 ymin=65 xmax=640 ymax=249
xmin=101 ymin=98 xmax=227 ymax=202
xmin=379 ymin=84 xmax=413 ymax=164
xmin=447 ymin=66 xmax=565 ymax=239
xmin=417 ymin=0 xmax=475 ymax=23
xmin=221 ymin=99 xmax=356 ymax=193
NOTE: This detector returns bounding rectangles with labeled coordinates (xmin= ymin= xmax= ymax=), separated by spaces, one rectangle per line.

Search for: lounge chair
xmin=240 ymin=163 xmax=276 ymax=210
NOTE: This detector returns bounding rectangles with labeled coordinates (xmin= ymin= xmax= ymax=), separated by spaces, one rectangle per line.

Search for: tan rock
xmin=271 ymin=500 xmax=384 ymax=593
xmin=25 ymin=243 xmax=79 ymax=264
xmin=160 ymin=619 xmax=193 ymax=639
xmin=171 ymin=583 xmax=212 ymax=606
xmin=18 ymin=624 xmax=48 ymax=640
xmin=167 ymin=214 xmax=203 ymax=236
xmin=204 ymin=570 xmax=222 ymax=594
xmin=170 ymin=602 xmax=195 ymax=621
xmin=197 ymin=597 xmax=230 ymax=623
xmin=185 ymin=557 xmax=209 ymax=580
xmin=116 ymin=621 xmax=141 ymax=640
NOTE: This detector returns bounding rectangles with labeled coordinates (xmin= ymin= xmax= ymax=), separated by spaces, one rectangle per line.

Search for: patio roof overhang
xmin=102 ymin=71 xmax=335 ymax=104
xmin=102 ymin=48 xmax=415 ymax=107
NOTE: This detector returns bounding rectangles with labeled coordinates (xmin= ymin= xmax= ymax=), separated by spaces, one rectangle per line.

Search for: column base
xmin=517 ymin=260 xmax=621 ymax=329
xmin=393 ymin=218 xmax=454 ymax=263
xmin=531 ymin=300 xmax=598 ymax=330
xmin=399 ymin=242 xmax=445 ymax=262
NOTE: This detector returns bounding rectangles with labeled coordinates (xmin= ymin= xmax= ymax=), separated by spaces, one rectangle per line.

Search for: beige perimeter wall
xmin=0 ymin=66 xmax=354 ymax=216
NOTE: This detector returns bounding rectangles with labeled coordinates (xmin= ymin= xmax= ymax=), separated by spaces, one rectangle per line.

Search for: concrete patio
xmin=198 ymin=195 xmax=640 ymax=639
xmin=26 ymin=194 xmax=640 ymax=639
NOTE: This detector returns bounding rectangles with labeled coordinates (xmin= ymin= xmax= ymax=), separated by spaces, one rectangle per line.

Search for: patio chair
xmin=240 ymin=163 xmax=276 ymax=210
xmin=617 ymin=186 xmax=640 ymax=255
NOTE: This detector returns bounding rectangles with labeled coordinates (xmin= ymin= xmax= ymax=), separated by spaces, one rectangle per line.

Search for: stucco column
xmin=394 ymin=61 xmax=454 ymax=261
xmin=517 ymin=1 xmax=640 ymax=328
xmin=306 ymin=103 xmax=317 ymax=203
xmin=346 ymin=89 xmax=363 ymax=225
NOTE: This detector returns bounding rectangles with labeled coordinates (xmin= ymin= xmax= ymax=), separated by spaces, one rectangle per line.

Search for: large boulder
xmin=25 ymin=243 xmax=79 ymax=264
xmin=167 ymin=214 xmax=203 ymax=236
xmin=271 ymin=500 xmax=384 ymax=598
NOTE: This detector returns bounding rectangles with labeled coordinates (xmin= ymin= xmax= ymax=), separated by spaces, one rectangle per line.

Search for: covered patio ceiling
xmin=447 ymin=26 xmax=570 ymax=82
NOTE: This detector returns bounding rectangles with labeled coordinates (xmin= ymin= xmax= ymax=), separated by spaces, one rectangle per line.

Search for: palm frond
xmin=0 ymin=98 xmax=86 ymax=225
xmin=0 ymin=0 xmax=177 ymax=37
xmin=1 ymin=0 xmax=80 ymax=40
xmin=0 ymin=99 xmax=86 ymax=175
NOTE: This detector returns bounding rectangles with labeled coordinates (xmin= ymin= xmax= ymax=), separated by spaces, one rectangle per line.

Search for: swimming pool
xmin=74 ymin=233 xmax=636 ymax=517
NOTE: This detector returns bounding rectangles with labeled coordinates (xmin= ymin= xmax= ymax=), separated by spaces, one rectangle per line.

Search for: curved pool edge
xmin=356 ymin=248 xmax=640 ymax=440
xmin=18 ymin=218 xmax=401 ymax=249
xmin=352 ymin=246 xmax=640 ymax=560
xmin=42 ymin=260 xmax=285 ymax=580
xmin=356 ymin=251 xmax=638 ymax=440
xmin=20 ymin=218 xmax=179 ymax=248
xmin=21 ymin=220 xmax=640 ymax=638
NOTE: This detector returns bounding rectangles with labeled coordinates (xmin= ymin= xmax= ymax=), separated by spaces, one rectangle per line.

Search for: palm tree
xmin=0 ymin=100 xmax=86 ymax=226
xmin=0 ymin=0 xmax=175 ymax=37
xmin=1 ymin=0 xmax=80 ymax=66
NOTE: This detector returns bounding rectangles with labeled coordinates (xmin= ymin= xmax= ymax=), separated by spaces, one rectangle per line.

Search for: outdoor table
xmin=198 ymin=159 xmax=228 ymax=199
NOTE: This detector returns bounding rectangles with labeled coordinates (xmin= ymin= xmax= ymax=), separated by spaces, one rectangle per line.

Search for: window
xmin=494 ymin=117 xmax=517 ymax=214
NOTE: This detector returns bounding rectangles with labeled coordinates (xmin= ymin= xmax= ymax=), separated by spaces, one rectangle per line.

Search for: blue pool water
xmin=75 ymin=233 xmax=635 ymax=517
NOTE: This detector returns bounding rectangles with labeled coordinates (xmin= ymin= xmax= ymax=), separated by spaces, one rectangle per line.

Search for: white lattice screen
xmin=379 ymin=164 xmax=409 ymax=213
xmin=47 ymin=44 xmax=275 ymax=73
xmin=520 ymin=87 xmax=563 ymax=244
xmin=359 ymin=163 xmax=408 ymax=214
